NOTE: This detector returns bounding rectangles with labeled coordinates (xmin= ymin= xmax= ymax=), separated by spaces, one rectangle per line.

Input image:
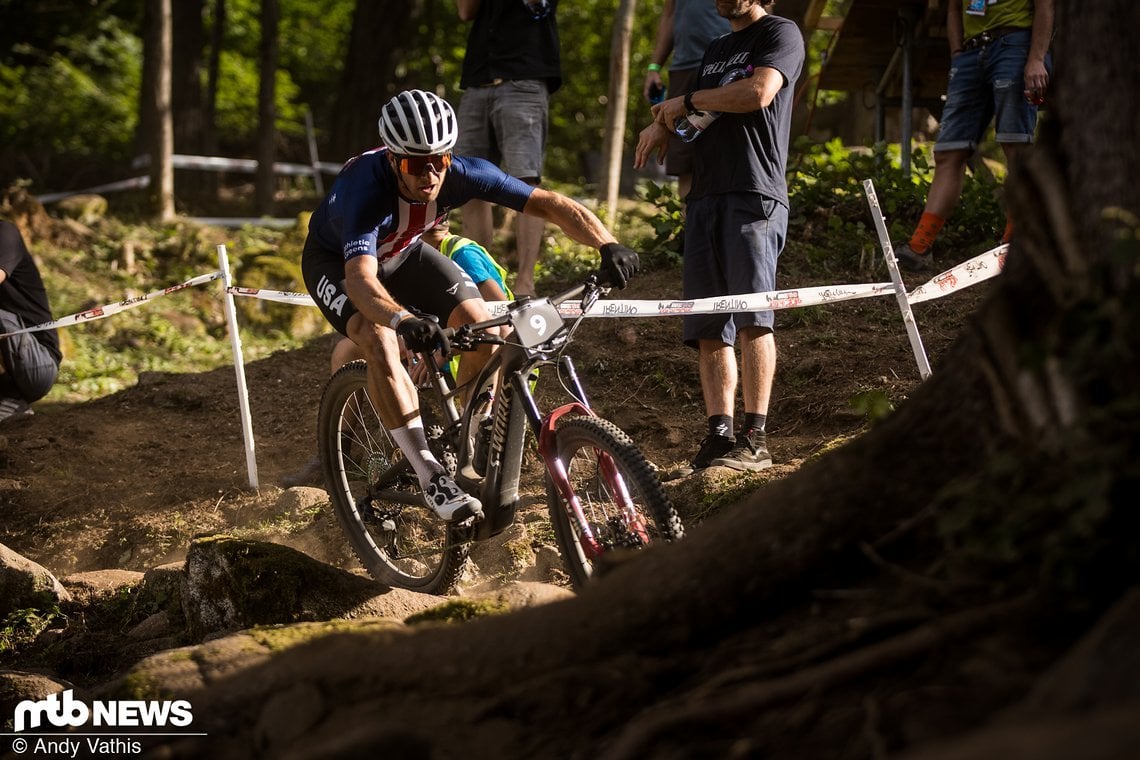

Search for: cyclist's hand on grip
xmin=396 ymin=316 xmax=451 ymax=356
xmin=600 ymin=242 xmax=640 ymax=289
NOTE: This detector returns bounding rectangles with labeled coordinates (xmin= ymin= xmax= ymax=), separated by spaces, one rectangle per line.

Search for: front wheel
xmin=545 ymin=415 xmax=683 ymax=589
xmin=317 ymin=361 xmax=469 ymax=594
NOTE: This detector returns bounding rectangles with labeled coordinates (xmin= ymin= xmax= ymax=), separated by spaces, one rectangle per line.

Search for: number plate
xmin=510 ymin=300 xmax=564 ymax=348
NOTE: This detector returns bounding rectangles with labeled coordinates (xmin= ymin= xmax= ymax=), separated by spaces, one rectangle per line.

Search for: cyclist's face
xmin=390 ymin=152 xmax=450 ymax=202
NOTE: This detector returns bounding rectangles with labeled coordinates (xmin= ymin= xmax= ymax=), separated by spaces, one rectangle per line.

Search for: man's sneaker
xmin=665 ymin=434 xmax=736 ymax=480
xmin=0 ymin=397 xmax=33 ymax=424
xmin=711 ymin=433 xmax=773 ymax=472
xmin=423 ymin=472 xmax=483 ymax=522
xmin=893 ymin=241 xmax=936 ymax=273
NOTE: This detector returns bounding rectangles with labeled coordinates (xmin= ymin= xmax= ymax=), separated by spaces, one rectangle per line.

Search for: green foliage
xmin=0 ymin=17 xmax=140 ymax=167
xmin=36 ymin=221 xmax=319 ymax=403
xmin=640 ymin=180 xmax=684 ymax=265
xmin=0 ymin=605 xmax=66 ymax=655
xmin=639 ymin=136 xmax=1009 ymax=282
xmin=848 ymin=389 xmax=894 ymax=422
xmin=213 ymin=51 xmax=307 ymax=142
xmin=786 ymin=137 xmax=1006 ymax=276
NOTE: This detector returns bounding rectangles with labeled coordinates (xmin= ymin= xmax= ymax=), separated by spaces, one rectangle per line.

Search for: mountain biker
xmin=300 ymin=89 xmax=639 ymax=522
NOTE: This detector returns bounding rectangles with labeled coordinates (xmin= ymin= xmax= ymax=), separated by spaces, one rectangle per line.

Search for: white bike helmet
xmin=378 ymin=90 xmax=458 ymax=156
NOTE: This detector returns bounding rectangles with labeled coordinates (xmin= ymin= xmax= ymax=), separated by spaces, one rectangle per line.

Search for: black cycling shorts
xmin=301 ymin=238 xmax=481 ymax=337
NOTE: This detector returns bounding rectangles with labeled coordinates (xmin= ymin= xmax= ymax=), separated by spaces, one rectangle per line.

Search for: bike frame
xmin=414 ymin=284 xmax=640 ymax=553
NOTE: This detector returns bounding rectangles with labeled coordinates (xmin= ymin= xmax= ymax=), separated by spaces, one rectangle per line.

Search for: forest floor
xmin=0 ymin=253 xmax=986 ymax=583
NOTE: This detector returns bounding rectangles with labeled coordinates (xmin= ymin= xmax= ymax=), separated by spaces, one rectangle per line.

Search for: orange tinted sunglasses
xmin=394 ymin=152 xmax=452 ymax=176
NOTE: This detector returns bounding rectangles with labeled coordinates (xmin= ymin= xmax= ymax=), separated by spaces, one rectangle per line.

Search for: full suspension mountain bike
xmin=316 ymin=273 xmax=683 ymax=594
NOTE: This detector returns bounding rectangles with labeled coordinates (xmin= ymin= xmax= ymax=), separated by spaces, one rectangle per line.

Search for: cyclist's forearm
xmin=345 ymin=257 xmax=407 ymax=328
xmin=523 ymin=189 xmax=617 ymax=248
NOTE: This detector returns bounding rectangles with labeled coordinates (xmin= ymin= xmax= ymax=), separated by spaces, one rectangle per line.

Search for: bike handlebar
xmin=441 ymin=270 xmax=609 ymax=353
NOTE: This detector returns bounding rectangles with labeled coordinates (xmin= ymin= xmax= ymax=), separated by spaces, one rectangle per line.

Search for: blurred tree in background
xmin=0 ymin=0 xmax=664 ymax=195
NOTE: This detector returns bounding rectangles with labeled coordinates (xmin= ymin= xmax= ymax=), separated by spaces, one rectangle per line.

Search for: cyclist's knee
xmin=348 ymin=319 xmax=400 ymax=362
xmin=447 ymin=297 xmax=491 ymax=329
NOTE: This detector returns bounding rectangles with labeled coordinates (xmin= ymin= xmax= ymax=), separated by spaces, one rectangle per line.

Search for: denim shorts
xmin=455 ymin=80 xmax=549 ymax=181
xmin=682 ymin=193 xmax=787 ymax=347
xmin=936 ymin=29 xmax=1051 ymax=151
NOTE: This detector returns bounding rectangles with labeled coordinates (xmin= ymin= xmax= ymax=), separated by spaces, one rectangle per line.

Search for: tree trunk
xmin=255 ymin=0 xmax=279 ymax=216
xmin=600 ymin=0 xmax=637 ymax=224
xmin=172 ymin=0 xmax=206 ymax=199
xmin=201 ymin=0 xmax=226 ymax=198
xmin=142 ymin=0 xmax=175 ymax=221
xmin=172 ymin=0 xmax=205 ymax=153
xmin=327 ymin=0 xmax=421 ymax=161
xmin=135 ymin=3 xmax=1140 ymax=757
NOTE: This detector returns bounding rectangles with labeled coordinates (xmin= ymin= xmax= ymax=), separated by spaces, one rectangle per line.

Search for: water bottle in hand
xmin=673 ymin=65 xmax=754 ymax=143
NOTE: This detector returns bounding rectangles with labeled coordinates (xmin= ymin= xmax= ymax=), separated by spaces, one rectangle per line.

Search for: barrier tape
xmin=906 ymin=243 xmax=1007 ymax=304
xmin=226 ymin=280 xmax=898 ymax=318
xmin=3 ymin=246 xmax=1004 ymax=343
xmin=0 ymin=271 xmax=224 ymax=339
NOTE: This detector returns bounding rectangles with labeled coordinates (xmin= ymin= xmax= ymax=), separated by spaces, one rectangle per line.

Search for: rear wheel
xmin=317 ymin=361 xmax=468 ymax=594
xmin=545 ymin=415 xmax=683 ymax=589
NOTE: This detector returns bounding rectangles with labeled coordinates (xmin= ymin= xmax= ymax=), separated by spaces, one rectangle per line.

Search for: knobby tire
xmin=317 ymin=361 xmax=468 ymax=594
xmin=546 ymin=415 xmax=683 ymax=589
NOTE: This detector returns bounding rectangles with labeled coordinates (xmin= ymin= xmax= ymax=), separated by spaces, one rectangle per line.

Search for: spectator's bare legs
xmin=698 ymin=330 xmax=775 ymax=418
xmin=698 ymin=340 xmax=737 ymax=418
xmin=739 ymin=326 xmax=775 ymax=417
xmin=461 ymin=198 xmax=496 ymax=256
xmin=459 ymin=193 xmax=543 ymax=297
xmin=514 ymin=210 xmax=544 ymax=297
xmin=997 ymin=142 xmax=1026 ymax=240
xmin=923 ymin=148 xmax=972 ymax=219
xmin=448 ymin=298 xmax=499 ymax=406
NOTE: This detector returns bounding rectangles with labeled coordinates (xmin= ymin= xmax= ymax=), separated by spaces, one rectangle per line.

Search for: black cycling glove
xmin=396 ymin=316 xmax=451 ymax=356
xmin=600 ymin=242 xmax=640 ymax=289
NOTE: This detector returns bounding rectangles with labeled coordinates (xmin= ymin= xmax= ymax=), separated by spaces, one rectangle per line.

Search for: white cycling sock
xmin=389 ymin=419 xmax=444 ymax=489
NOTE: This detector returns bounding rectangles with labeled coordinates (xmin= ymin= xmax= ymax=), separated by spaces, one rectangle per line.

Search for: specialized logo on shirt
xmin=446 ymin=283 xmax=459 ymax=295
xmin=702 ymin=52 xmax=751 ymax=78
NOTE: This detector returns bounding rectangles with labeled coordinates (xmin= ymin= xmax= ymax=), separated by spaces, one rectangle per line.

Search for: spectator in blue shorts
xmin=0 ymin=219 xmax=61 ymax=423
xmin=636 ymin=0 xmax=804 ymax=476
xmin=893 ymin=0 xmax=1054 ymax=272
xmin=454 ymin=0 xmax=561 ymax=297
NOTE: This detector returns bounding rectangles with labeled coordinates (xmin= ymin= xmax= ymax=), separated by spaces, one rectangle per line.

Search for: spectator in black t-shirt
xmin=0 ymin=220 xmax=61 ymax=422
xmin=635 ymin=1 xmax=804 ymax=477
xmin=454 ymin=0 xmax=561 ymax=296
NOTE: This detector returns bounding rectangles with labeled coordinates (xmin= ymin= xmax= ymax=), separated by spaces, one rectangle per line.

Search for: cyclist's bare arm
xmin=344 ymin=255 xmax=410 ymax=329
xmin=522 ymin=188 xmax=617 ymax=249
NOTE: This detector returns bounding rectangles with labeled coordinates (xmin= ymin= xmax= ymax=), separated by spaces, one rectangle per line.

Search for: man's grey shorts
xmin=682 ymin=193 xmax=788 ymax=348
xmin=455 ymin=79 xmax=549 ymax=181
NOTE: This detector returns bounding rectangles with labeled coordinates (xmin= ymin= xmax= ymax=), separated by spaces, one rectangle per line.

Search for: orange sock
xmin=1001 ymin=217 xmax=1014 ymax=243
xmin=908 ymin=212 xmax=945 ymax=254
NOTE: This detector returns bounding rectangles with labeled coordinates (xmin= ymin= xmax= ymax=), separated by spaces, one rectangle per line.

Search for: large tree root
xmin=602 ymin=596 xmax=1034 ymax=760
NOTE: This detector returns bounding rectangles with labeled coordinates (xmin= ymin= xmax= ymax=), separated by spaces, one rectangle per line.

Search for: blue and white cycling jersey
xmin=308 ymin=148 xmax=534 ymax=277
